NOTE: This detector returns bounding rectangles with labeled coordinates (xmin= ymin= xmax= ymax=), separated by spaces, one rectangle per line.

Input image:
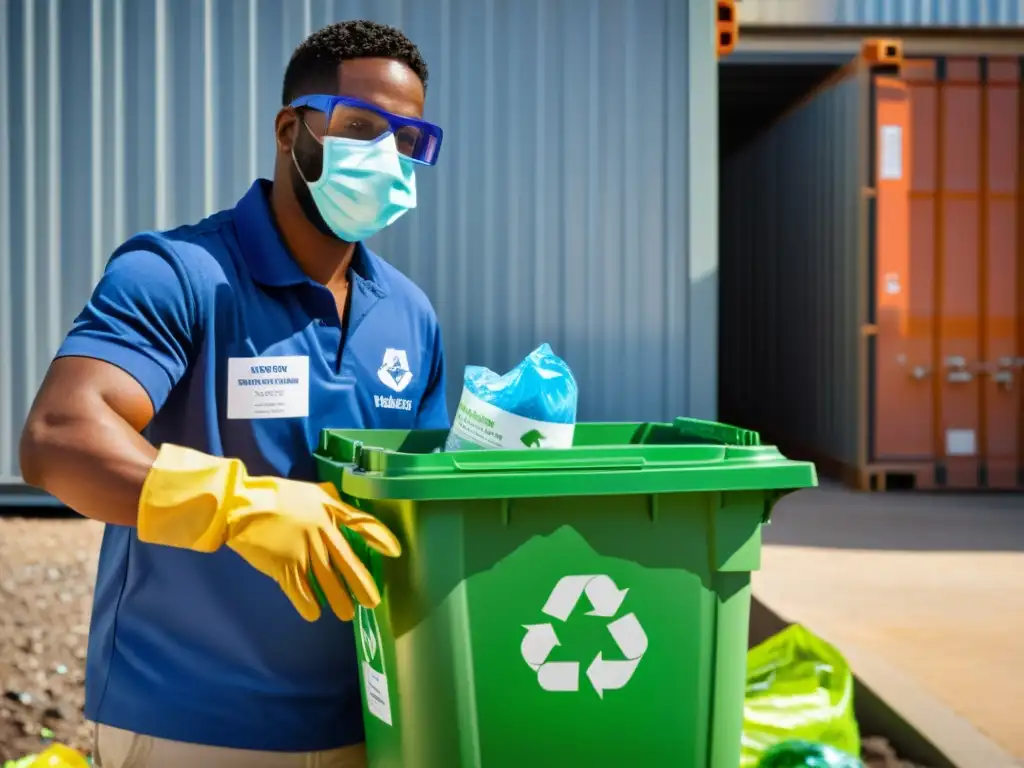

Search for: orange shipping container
xmin=719 ymin=53 xmax=1024 ymax=491
xmin=874 ymin=58 xmax=1023 ymax=489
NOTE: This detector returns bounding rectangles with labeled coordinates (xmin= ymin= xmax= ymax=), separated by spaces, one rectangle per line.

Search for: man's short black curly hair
xmin=281 ymin=20 xmax=429 ymax=106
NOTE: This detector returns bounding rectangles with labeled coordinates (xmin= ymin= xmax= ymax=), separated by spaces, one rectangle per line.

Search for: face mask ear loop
xmin=291 ymin=116 xmax=323 ymax=185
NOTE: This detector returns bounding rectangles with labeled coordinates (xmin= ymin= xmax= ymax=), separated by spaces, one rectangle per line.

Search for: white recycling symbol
xmin=520 ymin=574 xmax=648 ymax=698
xmin=357 ymin=605 xmax=381 ymax=663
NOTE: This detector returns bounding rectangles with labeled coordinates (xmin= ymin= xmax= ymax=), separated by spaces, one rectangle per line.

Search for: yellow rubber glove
xmin=137 ymin=443 xmax=400 ymax=622
xmin=11 ymin=743 xmax=90 ymax=768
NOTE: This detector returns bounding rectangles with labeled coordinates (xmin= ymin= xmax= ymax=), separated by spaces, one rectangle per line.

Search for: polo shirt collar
xmin=233 ymin=179 xmax=390 ymax=297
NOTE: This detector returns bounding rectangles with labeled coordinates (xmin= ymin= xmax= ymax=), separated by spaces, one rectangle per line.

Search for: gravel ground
xmin=0 ymin=513 xmax=927 ymax=765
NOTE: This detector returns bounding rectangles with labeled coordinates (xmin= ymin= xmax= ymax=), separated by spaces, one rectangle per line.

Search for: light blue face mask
xmin=293 ymin=125 xmax=417 ymax=242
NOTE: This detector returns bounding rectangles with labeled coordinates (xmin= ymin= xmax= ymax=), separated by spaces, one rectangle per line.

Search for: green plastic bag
xmin=741 ymin=625 xmax=860 ymax=767
xmin=757 ymin=740 xmax=864 ymax=768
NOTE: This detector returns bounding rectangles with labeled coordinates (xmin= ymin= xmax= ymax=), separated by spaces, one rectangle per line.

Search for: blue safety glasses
xmin=290 ymin=94 xmax=443 ymax=166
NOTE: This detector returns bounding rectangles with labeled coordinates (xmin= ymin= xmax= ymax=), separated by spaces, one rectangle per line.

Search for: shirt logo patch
xmin=377 ymin=348 xmax=413 ymax=393
xmin=374 ymin=394 xmax=413 ymax=412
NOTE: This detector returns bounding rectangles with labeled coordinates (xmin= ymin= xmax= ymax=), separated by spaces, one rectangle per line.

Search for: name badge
xmin=227 ymin=356 xmax=310 ymax=420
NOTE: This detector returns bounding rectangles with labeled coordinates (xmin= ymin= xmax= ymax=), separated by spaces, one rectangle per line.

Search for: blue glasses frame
xmin=290 ymin=94 xmax=443 ymax=166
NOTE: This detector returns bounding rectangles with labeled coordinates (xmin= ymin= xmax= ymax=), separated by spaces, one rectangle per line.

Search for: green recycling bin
xmin=314 ymin=417 xmax=817 ymax=768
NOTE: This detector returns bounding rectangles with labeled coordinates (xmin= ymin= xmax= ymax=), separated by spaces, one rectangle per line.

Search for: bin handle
xmin=671 ymin=417 xmax=761 ymax=446
xmin=451 ymin=455 xmax=647 ymax=473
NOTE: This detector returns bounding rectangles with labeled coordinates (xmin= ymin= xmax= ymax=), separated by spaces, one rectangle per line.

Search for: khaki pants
xmin=94 ymin=724 xmax=368 ymax=768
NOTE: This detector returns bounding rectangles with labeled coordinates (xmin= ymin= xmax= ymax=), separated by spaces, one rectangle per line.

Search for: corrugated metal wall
xmin=0 ymin=0 xmax=718 ymax=487
xmin=737 ymin=0 xmax=1024 ymax=27
xmin=719 ymin=67 xmax=866 ymax=469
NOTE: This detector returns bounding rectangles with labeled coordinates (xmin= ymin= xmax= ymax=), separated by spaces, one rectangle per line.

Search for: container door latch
xmin=895 ymin=353 xmax=930 ymax=381
xmin=980 ymin=357 xmax=1024 ymax=390
xmin=944 ymin=356 xmax=975 ymax=383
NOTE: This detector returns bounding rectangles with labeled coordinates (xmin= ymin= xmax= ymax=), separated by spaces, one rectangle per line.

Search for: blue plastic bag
xmin=444 ymin=343 xmax=578 ymax=451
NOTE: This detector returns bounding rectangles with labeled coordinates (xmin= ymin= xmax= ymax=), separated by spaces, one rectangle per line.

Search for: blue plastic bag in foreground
xmin=445 ymin=343 xmax=578 ymax=451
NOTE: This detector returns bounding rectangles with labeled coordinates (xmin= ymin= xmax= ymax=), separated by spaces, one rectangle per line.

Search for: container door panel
xmin=937 ymin=60 xmax=983 ymax=488
xmin=982 ymin=63 xmax=1022 ymax=488
xmin=873 ymin=76 xmax=929 ymax=460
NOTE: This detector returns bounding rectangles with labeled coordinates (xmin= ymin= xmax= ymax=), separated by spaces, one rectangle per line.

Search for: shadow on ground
xmin=765 ymin=482 xmax=1024 ymax=553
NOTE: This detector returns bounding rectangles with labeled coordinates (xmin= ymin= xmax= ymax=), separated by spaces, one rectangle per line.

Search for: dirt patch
xmin=0 ymin=514 xmax=933 ymax=766
xmin=0 ymin=515 xmax=103 ymax=761
xmin=861 ymin=736 xmax=930 ymax=768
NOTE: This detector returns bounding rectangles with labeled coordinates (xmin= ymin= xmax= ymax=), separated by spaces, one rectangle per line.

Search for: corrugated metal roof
xmin=738 ymin=0 xmax=1024 ymax=27
xmin=0 ymin=0 xmax=719 ymax=487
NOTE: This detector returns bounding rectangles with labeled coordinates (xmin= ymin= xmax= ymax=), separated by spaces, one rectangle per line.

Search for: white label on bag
xmin=362 ymin=662 xmax=393 ymax=725
xmin=226 ymin=356 xmax=309 ymax=420
xmin=358 ymin=606 xmax=393 ymax=726
xmin=445 ymin=388 xmax=575 ymax=451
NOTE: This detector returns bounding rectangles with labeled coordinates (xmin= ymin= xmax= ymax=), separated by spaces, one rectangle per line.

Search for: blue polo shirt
xmin=55 ymin=180 xmax=448 ymax=751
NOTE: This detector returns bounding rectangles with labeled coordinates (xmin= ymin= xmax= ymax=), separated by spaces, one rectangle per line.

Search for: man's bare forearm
xmin=20 ymin=408 xmax=157 ymax=527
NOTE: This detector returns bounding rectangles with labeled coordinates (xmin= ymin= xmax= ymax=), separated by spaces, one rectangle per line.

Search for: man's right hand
xmin=138 ymin=443 xmax=402 ymax=622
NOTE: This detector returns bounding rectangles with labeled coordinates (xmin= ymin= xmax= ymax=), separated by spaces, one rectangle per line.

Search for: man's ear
xmin=275 ymin=108 xmax=300 ymax=155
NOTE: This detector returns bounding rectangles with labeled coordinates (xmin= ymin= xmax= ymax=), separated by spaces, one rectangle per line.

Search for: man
xmin=19 ymin=20 xmax=447 ymax=768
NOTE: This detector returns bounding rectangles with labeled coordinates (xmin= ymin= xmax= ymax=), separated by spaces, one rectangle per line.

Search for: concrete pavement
xmin=754 ymin=482 xmax=1024 ymax=763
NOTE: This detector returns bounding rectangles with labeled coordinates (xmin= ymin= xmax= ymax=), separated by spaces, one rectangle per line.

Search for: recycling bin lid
xmin=315 ymin=417 xmax=818 ymax=501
